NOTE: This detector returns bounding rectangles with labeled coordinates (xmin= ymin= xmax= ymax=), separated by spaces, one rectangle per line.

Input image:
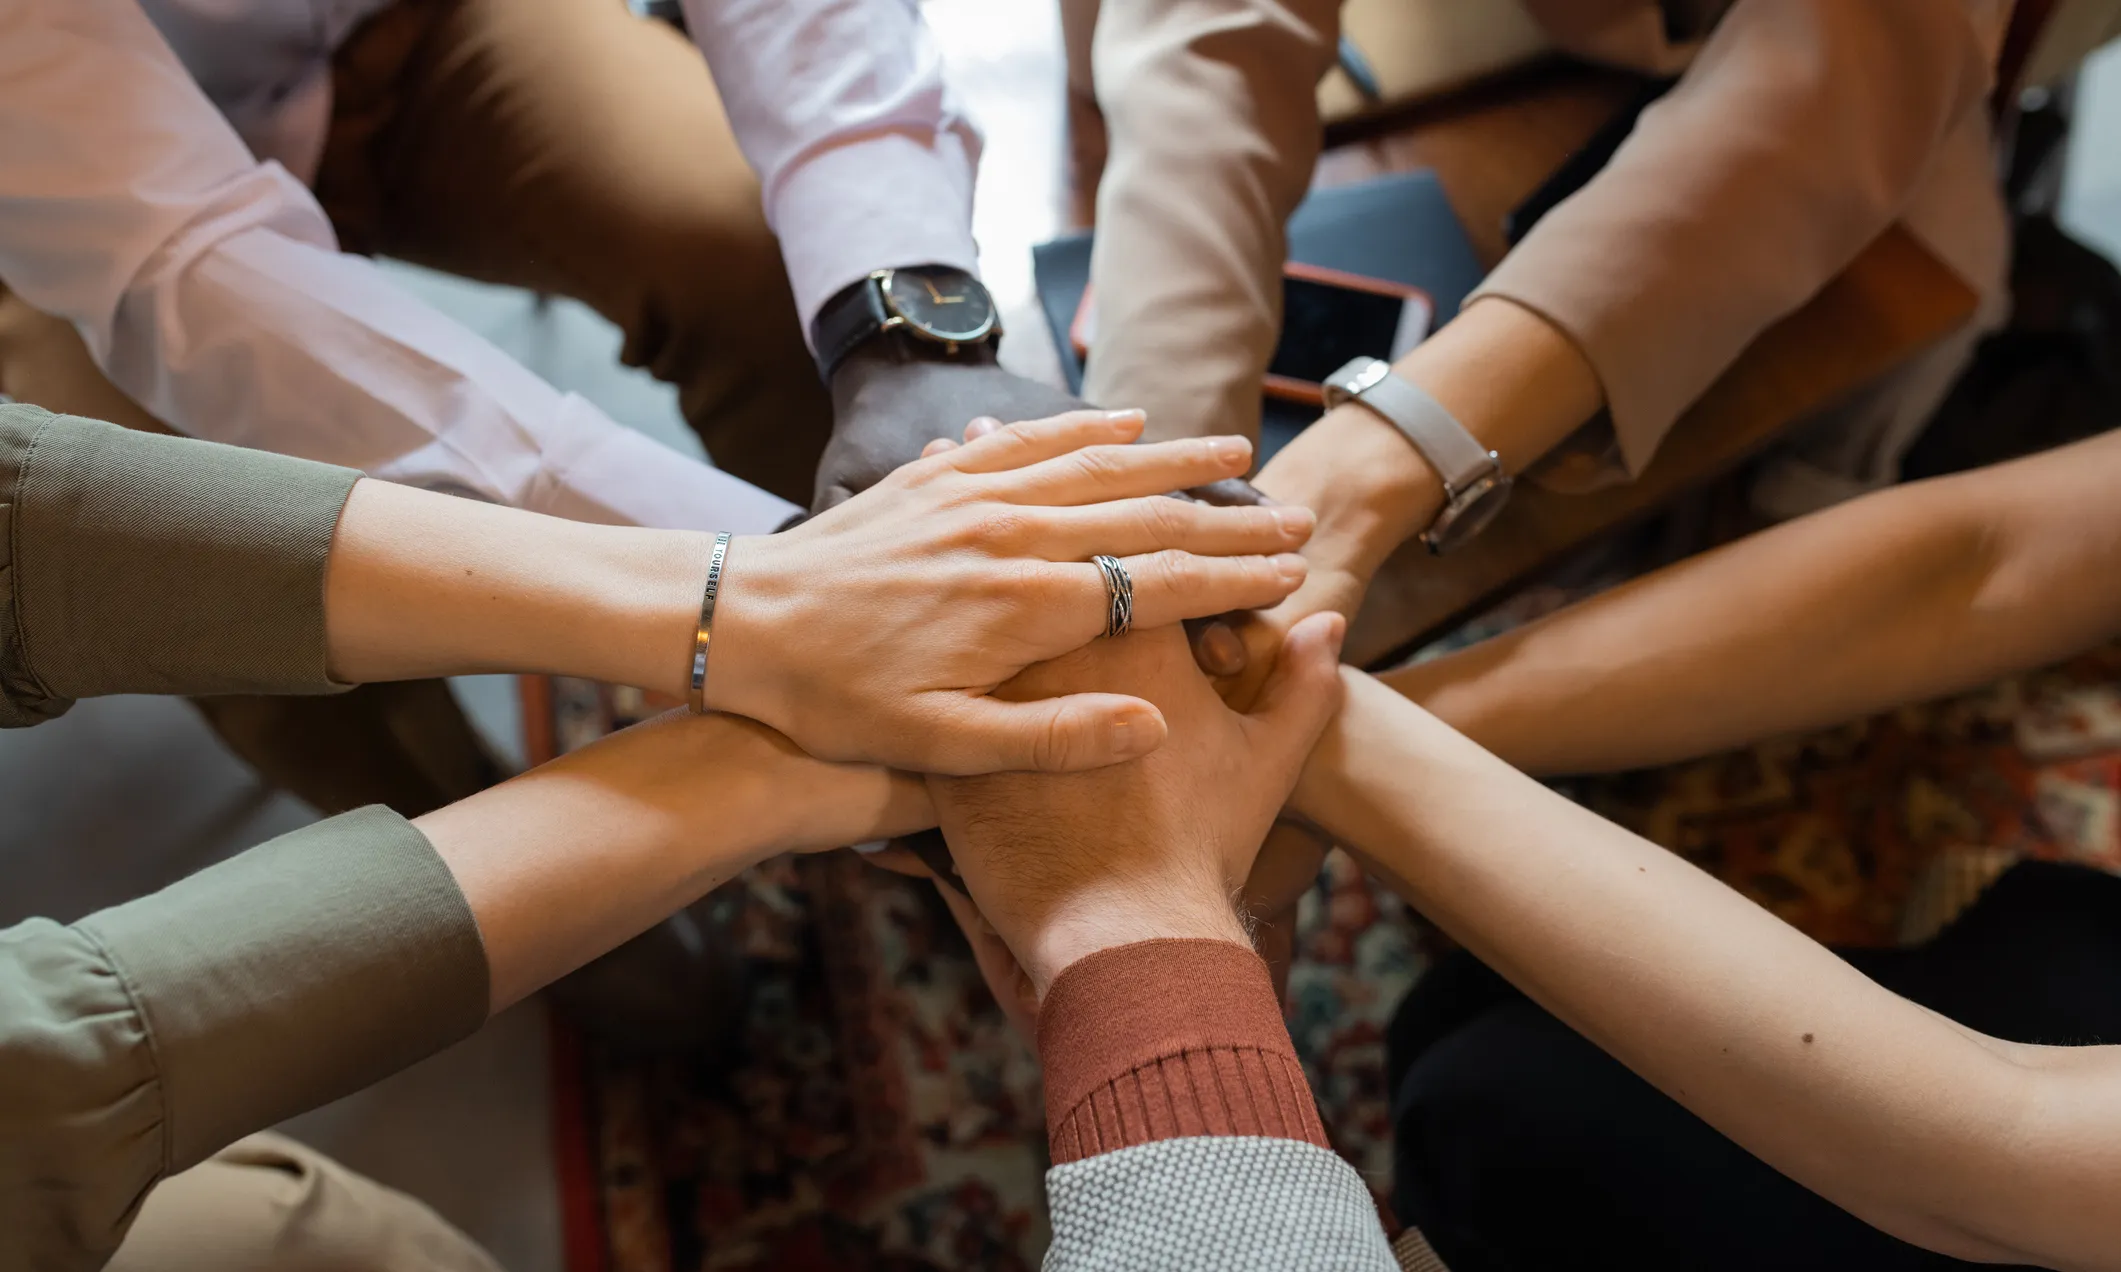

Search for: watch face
xmin=882 ymin=268 xmax=997 ymax=343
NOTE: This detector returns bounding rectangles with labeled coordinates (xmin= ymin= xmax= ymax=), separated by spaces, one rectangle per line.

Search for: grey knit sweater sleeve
xmin=1042 ymin=1137 xmax=1404 ymax=1271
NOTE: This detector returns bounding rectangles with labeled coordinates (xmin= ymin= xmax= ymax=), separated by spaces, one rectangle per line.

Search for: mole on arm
xmin=1802 ymin=1033 xmax=1815 ymax=1045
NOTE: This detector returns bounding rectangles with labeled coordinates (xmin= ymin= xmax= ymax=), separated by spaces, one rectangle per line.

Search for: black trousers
xmin=1387 ymin=861 xmax=2121 ymax=1271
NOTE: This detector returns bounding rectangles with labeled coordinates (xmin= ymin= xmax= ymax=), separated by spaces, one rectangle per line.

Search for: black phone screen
xmin=1269 ymin=277 xmax=1414 ymax=385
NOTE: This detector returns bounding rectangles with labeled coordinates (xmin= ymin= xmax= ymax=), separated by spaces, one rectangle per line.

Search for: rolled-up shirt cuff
xmin=770 ymin=132 xmax=981 ymax=345
xmin=1036 ymin=938 xmax=1331 ymax=1165
xmin=77 ymin=806 xmax=489 ymax=1172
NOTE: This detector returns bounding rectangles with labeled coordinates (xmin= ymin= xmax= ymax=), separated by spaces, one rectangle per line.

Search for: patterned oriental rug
xmin=535 ymin=636 xmax=2121 ymax=1272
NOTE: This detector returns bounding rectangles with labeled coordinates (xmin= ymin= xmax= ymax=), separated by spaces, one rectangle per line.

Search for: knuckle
xmin=1151 ymin=549 xmax=1210 ymax=596
xmin=1070 ymin=444 xmax=1127 ymax=484
xmin=971 ymin=506 xmax=1030 ymax=549
xmin=1140 ymin=495 xmax=1192 ymax=543
xmin=1032 ymin=707 xmax=1075 ymax=771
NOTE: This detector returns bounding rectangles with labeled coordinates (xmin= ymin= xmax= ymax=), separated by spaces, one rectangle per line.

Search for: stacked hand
xmin=910 ymin=614 xmax=1345 ymax=1029
xmin=709 ymin=409 xmax=1316 ymax=775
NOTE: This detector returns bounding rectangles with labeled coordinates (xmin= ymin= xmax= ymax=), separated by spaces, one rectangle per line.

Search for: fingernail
xmin=1101 ymin=408 xmax=1147 ymax=423
xmin=1325 ymin=612 xmax=1348 ymax=655
xmin=1203 ymin=624 xmax=1246 ymax=675
xmin=965 ymin=416 xmax=1001 ymax=439
xmin=1275 ymin=553 xmax=1307 ymax=585
xmin=1209 ymin=436 xmax=1250 ymax=464
xmin=1111 ymin=709 xmax=1160 ymax=757
xmin=1273 ymin=506 xmax=1315 ymax=538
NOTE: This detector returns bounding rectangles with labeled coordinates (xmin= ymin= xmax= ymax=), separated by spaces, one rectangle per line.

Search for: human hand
xmin=818 ymin=350 xmax=1088 ymax=510
xmin=708 ymin=410 xmax=1317 ymax=775
xmin=1179 ymin=416 xmax=1415 ymax=696
xmin=927 ymin=613 xmax=1347 ymax=997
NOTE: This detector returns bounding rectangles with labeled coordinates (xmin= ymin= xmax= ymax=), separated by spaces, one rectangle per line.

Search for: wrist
xmin=1022 ymin=885 xmax=1252 ymax=999
xmin=1256 ymin=404 xmax=1442 ymax=578
xmin=828 ymin=337 xmax=1002 ymax=392
xmin=507 ymin=523 xmax=710 ymax=699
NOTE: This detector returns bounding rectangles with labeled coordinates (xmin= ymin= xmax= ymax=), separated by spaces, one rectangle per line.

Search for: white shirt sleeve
xmin=0 ymin=0 xmax=796 ymax=536
xmin=680 ymin=0 xmax=984 ymax=336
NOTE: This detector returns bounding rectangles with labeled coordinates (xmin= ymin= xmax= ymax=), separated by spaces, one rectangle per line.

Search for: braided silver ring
xmin=1092 ymin=554 xmax=1133 ymax=638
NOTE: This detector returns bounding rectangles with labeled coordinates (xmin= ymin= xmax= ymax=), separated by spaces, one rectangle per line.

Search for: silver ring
xmin=1092 ymin=554 xmax=1133 ymax=638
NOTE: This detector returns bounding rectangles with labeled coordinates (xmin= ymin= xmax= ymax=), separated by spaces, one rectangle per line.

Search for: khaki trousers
xmin=107 ymin=1133 xmax=500 ymax=1272
xmin=0 ymin=0 xmax=829 ymax=816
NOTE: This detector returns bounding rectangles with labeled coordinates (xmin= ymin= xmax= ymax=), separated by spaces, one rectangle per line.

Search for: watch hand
xmin=923 ymin=278 xmax=945 ymax=302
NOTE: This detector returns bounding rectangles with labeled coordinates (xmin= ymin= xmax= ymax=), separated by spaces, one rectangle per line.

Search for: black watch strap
xmin=812 ymin=273 xmax=892 ymax=381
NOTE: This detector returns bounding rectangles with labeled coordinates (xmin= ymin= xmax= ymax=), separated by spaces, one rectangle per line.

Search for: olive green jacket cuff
xmin=0 ymin=807 xmax=488 ymax=1272
xmin=0 ymin=402 xmax=360 ymax=727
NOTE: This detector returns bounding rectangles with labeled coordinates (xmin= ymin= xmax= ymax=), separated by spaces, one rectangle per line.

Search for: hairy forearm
xmin=324 ymin=478 xmax=706 ymax=695
xmin=418 ymin=710 xmax=926 ymax=1011
xmin=1296 ymin=674 xmax=2113 ymax=1265
xmin=1387 ymin=431 xmax=2121 ymax=776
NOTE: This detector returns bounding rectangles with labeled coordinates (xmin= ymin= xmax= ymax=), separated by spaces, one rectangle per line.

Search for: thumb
xmin=1245 ymin=610 xmax=1347 ymax=762
xmin=924 ymin=692 xmax=1169 ymax=775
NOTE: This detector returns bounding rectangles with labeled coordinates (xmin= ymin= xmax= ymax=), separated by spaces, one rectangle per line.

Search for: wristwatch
xmin=1323 ymin=355 xmax=1511 ymax=555
xmin=812 ymin=265 xmax=1003 ymax=381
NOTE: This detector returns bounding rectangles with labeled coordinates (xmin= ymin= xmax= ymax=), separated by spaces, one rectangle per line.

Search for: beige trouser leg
xmin=107 ymin=1133 xmax=499 ymax=1272
xmin=319 ymin=0 xmax=832 ymax=505
xmin=0 ymin=285 xmax=500 ymax=818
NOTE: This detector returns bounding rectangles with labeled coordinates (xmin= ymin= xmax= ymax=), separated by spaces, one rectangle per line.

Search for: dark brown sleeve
xmin=1036 ymin=938 xmax=1330 ymax=1165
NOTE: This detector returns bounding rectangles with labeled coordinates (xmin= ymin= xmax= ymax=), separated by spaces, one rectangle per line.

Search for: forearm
xmin=323 ymin=478 xmax=709 ymax=697
xmin=418 ymin=710 xmax=924 ymax=1010
xmin=1077 ymin=0 xmax=1340 ymax=445
xmin=1384 ymin=431 xmax=2121 ymax=775
xmin=1296 ymin=673 xmax=2097 ymax=1264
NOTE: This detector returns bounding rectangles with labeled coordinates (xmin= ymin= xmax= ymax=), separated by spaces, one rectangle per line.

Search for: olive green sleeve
xmin=0 ymin=806 xmax=489 ymax=1272
xmin=0 ymin=402 xmax=362 ymax=728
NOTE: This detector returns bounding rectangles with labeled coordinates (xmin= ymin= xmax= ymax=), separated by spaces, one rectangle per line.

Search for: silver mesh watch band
xmin=1322 ymin=356 xmax=1496 ymax=496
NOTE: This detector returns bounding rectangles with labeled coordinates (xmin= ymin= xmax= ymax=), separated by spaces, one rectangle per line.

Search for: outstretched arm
xmin=1388 ymin=427 xmax=2121 ymax=775
xmin=1295 ymin=672 xmax=2121 ymax=1270
xmin=6 ymin=404 xmax=1313 ymax=773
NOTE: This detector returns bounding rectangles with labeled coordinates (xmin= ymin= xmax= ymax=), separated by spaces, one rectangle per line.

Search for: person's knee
xmin=108 ymin=1133 xmax=499 ymax=1272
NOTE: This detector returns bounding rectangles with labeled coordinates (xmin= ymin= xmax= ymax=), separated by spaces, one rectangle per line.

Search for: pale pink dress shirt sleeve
xmin=0 ymin=0 xmax=797 ymax=535
xmin=680 ymin=0 xmax=985 ymax=339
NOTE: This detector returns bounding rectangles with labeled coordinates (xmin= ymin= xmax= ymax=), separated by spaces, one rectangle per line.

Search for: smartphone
xmin=1071 ymin=262 xmax=1432 ymax=407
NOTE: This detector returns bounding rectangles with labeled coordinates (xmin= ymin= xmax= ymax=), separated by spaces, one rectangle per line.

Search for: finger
xmin=860 ymin=842 xmax=935 ymax=879
xmin=1062 ymin=550 xmax=1306 ymax=633
xmin=995 ymin=433 xmax=1253 ymax=505
xmin=1187 ymin=617 xmax=1250 ymax=677
xmin=1183 ymin=476 xmax=1276 ymax=508
xmin=1042 ymin=495 xmax=1313 ymax=560
xmin=963 ymin=415 xmax=1002 ymax=441
xmin=935 ymin=883 xmax=1039 ymax=1040
xmin=919 ymin=691 xmax=1169 ymax=775
xmin=1245 ymin=610 xmax=1348 ymax=759
xmin=921 ymin=437 xmax=961 ymax=458
xmin=945 ymin=409 xmax=1146 ymax=474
